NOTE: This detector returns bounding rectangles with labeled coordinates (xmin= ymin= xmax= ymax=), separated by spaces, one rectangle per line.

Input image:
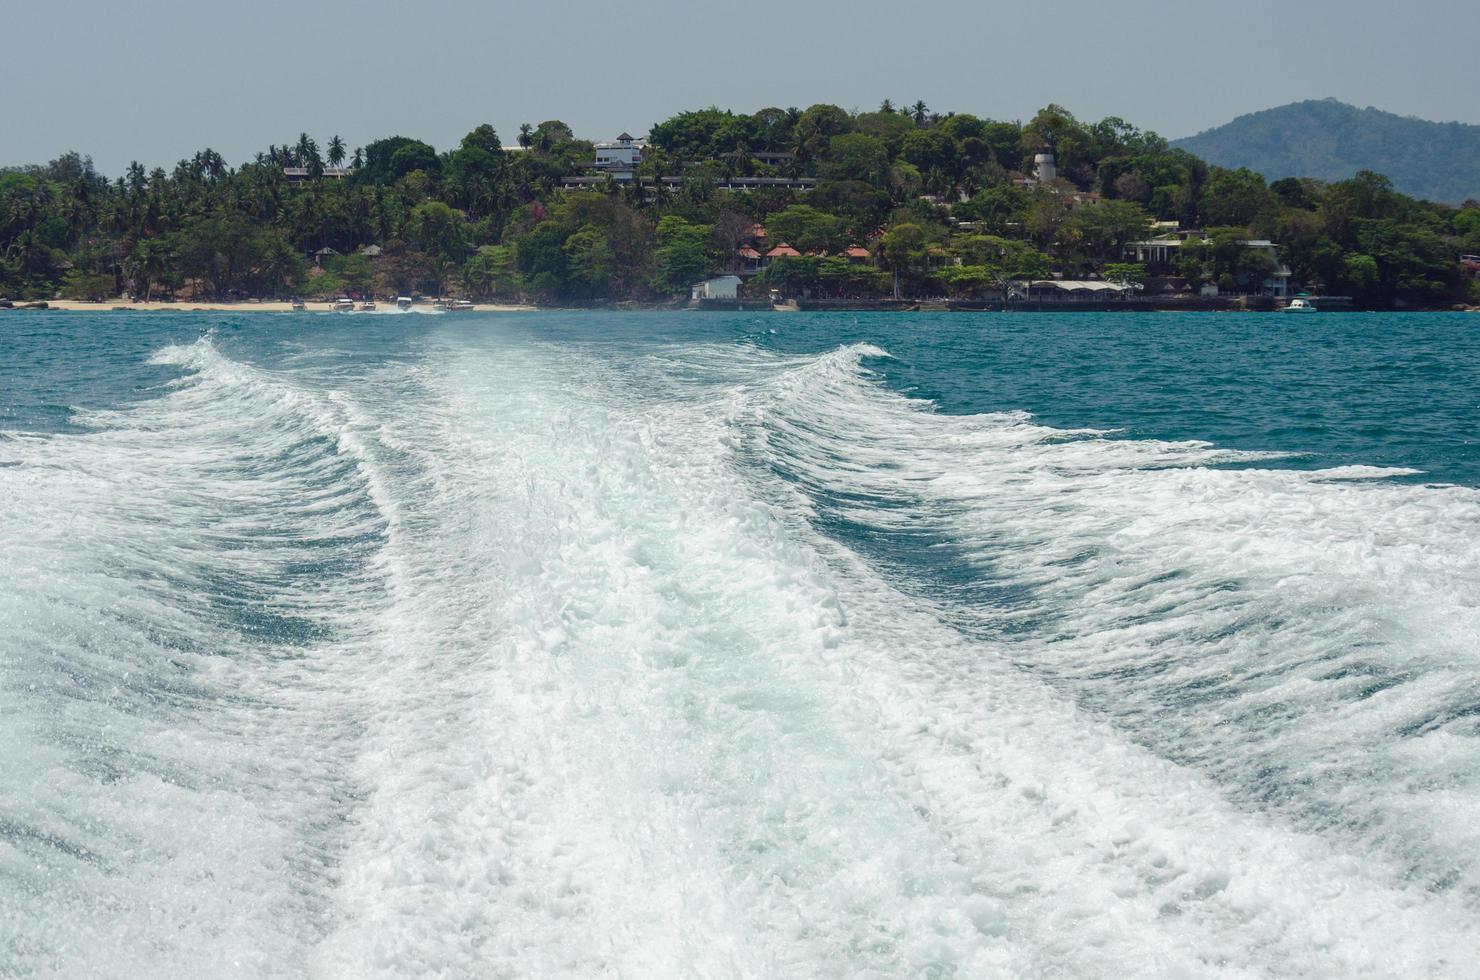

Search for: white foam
xmin=5 ymin=330 xmax=1478 ymax=978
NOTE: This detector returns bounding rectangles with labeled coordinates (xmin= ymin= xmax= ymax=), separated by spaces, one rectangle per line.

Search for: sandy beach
xmin=18 ymin=300 xmax=538 ymax=313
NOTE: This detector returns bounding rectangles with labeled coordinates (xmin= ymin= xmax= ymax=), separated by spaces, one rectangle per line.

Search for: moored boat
xmin=331 ymin=296 xmax=355 ymax=312
xmin=360 ymin=301 xmax=376 ymax=312
xmin=396 ymin=296 xmax=413 ymax=311
xmin=1283 ymin=297 xmax=1317 ymax=312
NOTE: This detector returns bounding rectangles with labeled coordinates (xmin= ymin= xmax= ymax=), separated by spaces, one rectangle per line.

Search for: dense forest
xmin=1175 ymin=100 xmax=1480 ymax=205
xmin=3 ymin=103 xmax=1478 ymax=308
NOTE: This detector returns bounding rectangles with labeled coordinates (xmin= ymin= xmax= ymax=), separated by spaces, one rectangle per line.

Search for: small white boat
xmin=1283 ymin=297 xmax=1317 ymax=312
xmin=451 ymin=299 xmax=474 ymax=312
xmin=360 ymin=301 xmax=376 ymax=312
xmin=290 ymin=298 xmax=307 ymax=311
xmin=331 ymin=296 xmax=355 ymax=312
xmin=396 ymin=296 xmax=413 ymax=311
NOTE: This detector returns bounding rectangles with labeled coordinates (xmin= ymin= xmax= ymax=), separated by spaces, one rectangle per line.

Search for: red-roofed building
xmin=738 ymin=245 xmax=764 ymax=274
xmin=767 ymin=243 xmax=801 ymax=259
xmin=838 ymin=246 xmax=872 ymax=263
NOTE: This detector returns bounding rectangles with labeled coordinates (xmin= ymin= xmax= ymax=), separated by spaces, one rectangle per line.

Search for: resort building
xmin=283 ymin=167 xmax=351 ymax=181
xmin=593 ymin=133 xmax=646 ymax=180
xmin=1009 ymin=279 xmax=1134 ymax=301
xmin=690 ymin=275 xmax=742 ymax=301
xmin=1243 ymin=240 xmax=1293 ymax=298
xmin=1124 ymin=233 xmax=1292 ymax=297
xmin=558 ymin=174 xmax=817 ymax=193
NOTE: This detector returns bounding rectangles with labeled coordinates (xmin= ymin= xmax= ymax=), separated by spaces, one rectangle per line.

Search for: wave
xmin=4 ymin=333 xmax=1478 ymax=978
xmin=0 ymin=336 xmax=402 ymax=975
xmin=734 ymin=342 xmax=1480 ymax=895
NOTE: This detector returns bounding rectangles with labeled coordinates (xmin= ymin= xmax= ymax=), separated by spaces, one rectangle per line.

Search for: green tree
xmin=765 ymin=204 xmax=844 ymax=254
xmin=794 ymin=104 xmax=853 ymax=160
xmin=58 ymin=269 xmax=114 ymax=300
xmin=532 ymin=120 xmax=575 ymax=152
xmin=562 ymin=224 xmax=616 ymax=297
xmin=406 ymin=201 xmax=470 ymax=263
xmin=1104 ymin=262 xmax=1147 ymax=285
xmin=123 ymin=236 xmax=173 ymax=299
xmin=899 ymin=129 xmax=955 ymax=178
xmin=1056 ymin=200 xmax=1151 ymax=270
xmin=880 ymin=222 xmax=931 ymax=295
xmin=823 ymin=133 xmax=890 ymax=186
xmin=460 ymin=124 xmax=502 ymax=155
xmin=652 ymin=215 xmax=713 ymax=294
xmin=1200 ymin=167 xmax=1274 ymax=226
xmin=390 ymin=142 xmax=440 ymax=180
xmin=461 ymin=244 xmax=522 ymax=299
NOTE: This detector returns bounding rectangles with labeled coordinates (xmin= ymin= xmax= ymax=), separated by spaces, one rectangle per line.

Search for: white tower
xmin=1034 ymin=148 xmax=1057 ymax=183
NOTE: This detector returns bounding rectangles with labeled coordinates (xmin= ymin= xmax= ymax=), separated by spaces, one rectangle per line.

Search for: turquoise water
xmin=3 ymin=310 xmax=1479 ymax=977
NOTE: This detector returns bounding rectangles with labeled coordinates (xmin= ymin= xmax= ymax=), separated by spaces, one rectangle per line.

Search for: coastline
xmin=13 ymin=300 xmax=538 ymax=314
xmin=5 ymin=299 xmax=1474 ymax=314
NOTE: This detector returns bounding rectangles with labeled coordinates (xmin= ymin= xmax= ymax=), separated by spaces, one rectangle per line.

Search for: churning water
xmin=3 ymin=310 xmax=1479 ymax=978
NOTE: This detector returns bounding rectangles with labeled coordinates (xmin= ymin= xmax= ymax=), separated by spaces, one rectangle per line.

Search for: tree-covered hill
xmin=1173 ymin=100 xmax=1480 ymax=205
xmin=3 ymin=103 xmax=1478 ymax=309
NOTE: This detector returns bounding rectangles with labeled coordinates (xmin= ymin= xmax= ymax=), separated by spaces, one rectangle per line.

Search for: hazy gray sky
xmin=3 ymin=0 xmax=1476 ymax=177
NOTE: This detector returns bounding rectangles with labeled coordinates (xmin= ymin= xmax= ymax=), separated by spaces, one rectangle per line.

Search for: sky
xmin=2 ymin=0 xmax=1477 ymax=178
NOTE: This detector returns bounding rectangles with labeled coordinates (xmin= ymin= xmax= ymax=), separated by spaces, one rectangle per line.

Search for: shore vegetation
xmin=3 ymin=106 xmax=1477 ymax=307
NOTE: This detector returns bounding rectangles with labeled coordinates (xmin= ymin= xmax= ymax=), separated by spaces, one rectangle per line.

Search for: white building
xmin=594 ymin=133 xmax=646 ymax=178
xmin=1242 ymin=239 xmax=1292 ymax=298
xmin=691 ymin=276 xmax=742 ymax=301
xmin=1123 ymin=234 xmax=1292 ymax=297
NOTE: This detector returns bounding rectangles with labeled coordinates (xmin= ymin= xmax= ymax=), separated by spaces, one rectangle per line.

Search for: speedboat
xmin=291 ymin=298 xmax=307 ymax=311
xmin=360 ymin=301 xmax=376 ymax=312
xmin=1283 ymin=297 xmax=1317 ymax=312
xmin=331 ymin=296 xmax=355 ymax=312
xmin=451 ymin=299 xmax=474 ymax=312
xmin=396 ymin=296 xmax=413 ymax=311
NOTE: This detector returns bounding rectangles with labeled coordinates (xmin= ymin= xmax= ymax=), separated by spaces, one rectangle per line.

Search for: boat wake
xmin=3 ymin=333 xmax=1478 ymax=978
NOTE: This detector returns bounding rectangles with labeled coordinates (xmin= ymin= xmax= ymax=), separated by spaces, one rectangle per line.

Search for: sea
xmin=2 ymin=309 xmax=1479 ymax=978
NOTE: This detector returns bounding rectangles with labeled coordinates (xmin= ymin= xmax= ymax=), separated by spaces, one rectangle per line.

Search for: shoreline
xmin=4 ymin=299 xmax=1475 ymax=315
xmin=7 ymin=299 xmax=538 ymax=314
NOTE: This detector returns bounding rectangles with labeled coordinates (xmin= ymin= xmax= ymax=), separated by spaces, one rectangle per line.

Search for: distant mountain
xmin=1173 ymin=99 xmax=1480 ymax=204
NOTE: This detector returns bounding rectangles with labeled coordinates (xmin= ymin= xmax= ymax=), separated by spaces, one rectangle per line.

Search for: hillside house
xmin=593 ymin=133 xmax=646 ymax=179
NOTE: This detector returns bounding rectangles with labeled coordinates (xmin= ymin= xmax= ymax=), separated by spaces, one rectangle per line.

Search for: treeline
xmin=2 ymin=104 xmax=1478 ymax=307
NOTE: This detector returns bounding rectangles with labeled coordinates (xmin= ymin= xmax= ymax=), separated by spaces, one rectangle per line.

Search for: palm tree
xmin=295 ymin=132 xmax=319 ymax=169
xmin=351 ymin=147 xmax=364 ymax=169
xmin=125 ymin=161 xmax=147 ymax=197
xmin=518 ymin=124 xmax=533 ymax=149
xmin=912 ymin=101 xmax=929 ymax=127
xmin=327 ymin=135 xmax=346 ymax=169
xmin=878 ymin=99 xmax=894 ymax=114
xmin=124 ymin=237 xmax=169 ymax=300
xmin=201 ymin=148 xmax=226 ymax=182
